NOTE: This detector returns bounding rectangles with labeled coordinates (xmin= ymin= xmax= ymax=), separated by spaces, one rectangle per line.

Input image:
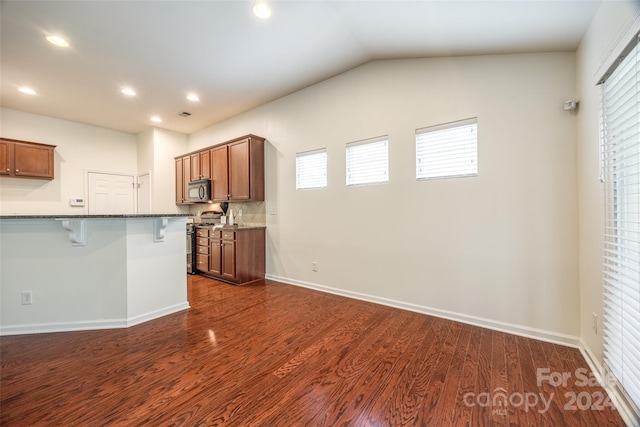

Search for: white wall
xmin=0 ymin=108 xmax=138 ymax=214
xmin=190 ymin=52 xmax=579 ymax=339
xmin=576 ymin=2 xmax=640 ymax=362
xmin=151 ymin=128 xmax=189 ymax=214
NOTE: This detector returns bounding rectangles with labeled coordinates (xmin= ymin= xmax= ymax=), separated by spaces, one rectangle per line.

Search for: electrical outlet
xmin=312 ymin=262 xmax=318 ymax=272
xmin=22 ymin=291 xmax=33 ymax=305
xmin=592 ymin=312 xmax=598 ymax=334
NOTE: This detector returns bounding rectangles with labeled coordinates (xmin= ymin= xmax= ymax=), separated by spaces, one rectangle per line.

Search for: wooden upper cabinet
xmin=211 ymin=145 xmax=229 ymax=201
xmin=190 ymin=150 xmax=211 ymax=181
xmin=0 ymin=138 xmax=55 ymax=180
xmin=0 ymin=140 xmax=11 ymax=176
xmin=228 ymin=139 xmax=250 ymax=200
xmin=175 ymin=134 xmax=264 ymax=205
xmin=200 ymin=150 xmax=211 ymax=179
xmin=228 ymin=135 xmax=264 ymax=201
xmin=182 ymin=155 xmax=191 ymax=202
xmin=190 ymin=153 xmax=200 ymax=181
xmin=175 ymin=158 xmax=184 ymax=204
xmin=175 ymin=155 xmax=192 ymax=205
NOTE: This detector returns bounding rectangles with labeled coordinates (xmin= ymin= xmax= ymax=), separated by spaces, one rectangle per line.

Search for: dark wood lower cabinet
xmin=196 ymin=227 xmax=265 ymax=285
xmin=221 ymin=238 xmax=236 ymax=281
xmin=209 ymin=230 xmax=222 ymax=275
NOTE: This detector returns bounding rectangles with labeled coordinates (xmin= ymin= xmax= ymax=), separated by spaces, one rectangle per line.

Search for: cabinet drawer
xmin=196 ymin=245 xmax=209 ymax=255
xmin=222 ymin=231 xmax=235 ymax=241
xmin=196 ymin=254 xmax=209 ymax=270
xmin=210 ymin=230 xmax=221 ymax=239
xmin=196 ymin=229 xmax=209 ymax=237
xmin=196 ymin=237 xmax=209 ymax=246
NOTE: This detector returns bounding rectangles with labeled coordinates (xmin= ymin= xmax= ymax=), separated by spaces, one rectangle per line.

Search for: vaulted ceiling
xmin=1 ymin=1 xmax=601 ymax=135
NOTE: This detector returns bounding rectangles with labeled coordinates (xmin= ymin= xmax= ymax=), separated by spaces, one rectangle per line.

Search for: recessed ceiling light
xmin=121 ymin=87 xmax=136 ymax=96
xmin=46 ymin=35 xmax=69 ymax=48
xmin=187 ymin=94 xmax=200 ymax=102
xmin=151 ymin=116 xmax=162 ymax=123
xmin=253 ymin=2 xmax=271 ymax=19
xmin=18 ymin=86 xmax=37 ymax=95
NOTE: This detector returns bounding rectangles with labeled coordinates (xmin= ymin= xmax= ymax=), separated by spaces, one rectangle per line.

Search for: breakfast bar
xmin=0 ymin=214 xmax=190 ymax=335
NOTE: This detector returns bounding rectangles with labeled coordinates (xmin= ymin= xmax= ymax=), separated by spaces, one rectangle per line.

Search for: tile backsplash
xmin=190 ymin=201 xmax=266 ymax=227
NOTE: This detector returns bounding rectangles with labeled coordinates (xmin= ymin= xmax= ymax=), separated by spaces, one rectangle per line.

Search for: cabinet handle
xmin=5 ymin=168 xmax=9 ymax=172
xmin=15 ymin=169 xmax=19 ymax=173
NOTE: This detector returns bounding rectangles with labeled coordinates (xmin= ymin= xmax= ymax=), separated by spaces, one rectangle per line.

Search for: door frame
xmin=136 ymin=171 xmax=152 ymax=214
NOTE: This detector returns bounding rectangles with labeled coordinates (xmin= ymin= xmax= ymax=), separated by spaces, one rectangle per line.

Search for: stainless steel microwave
xmin=188 ymin=179 xmax=211 ymax=202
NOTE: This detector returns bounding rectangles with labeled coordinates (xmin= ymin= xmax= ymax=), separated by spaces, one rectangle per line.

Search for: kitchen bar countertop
xmin=0 ymin=214 xmax=190 ymax=219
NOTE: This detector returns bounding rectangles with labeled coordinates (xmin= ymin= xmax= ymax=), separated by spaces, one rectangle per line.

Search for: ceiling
xmin=1 ymin=0 xmax=601 ymax=136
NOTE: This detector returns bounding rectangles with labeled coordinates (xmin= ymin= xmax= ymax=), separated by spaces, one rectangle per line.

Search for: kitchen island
xmin=0 ymin=214 xmax=190 ymax=335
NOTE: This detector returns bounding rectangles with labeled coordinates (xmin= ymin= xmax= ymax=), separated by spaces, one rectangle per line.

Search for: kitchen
xmin=1 ymin=0 xmax=639 ymax=424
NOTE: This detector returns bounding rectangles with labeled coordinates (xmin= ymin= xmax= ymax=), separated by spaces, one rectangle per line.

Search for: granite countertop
xmin=195 ymin=224 xmax=266 ymax=231
xmin=0 ymin=214 xmax=191 ymax=219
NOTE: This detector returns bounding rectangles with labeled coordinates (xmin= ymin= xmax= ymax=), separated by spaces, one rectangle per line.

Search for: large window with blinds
xmin=416 ymin=118 xmax=478 ymax=180
xmin=296 ymin=149 xmax=327 ymax=190
xmin=346 ymin=136 xmax=389 ymax=186
xmin=601 ymin=32 xmax=640 ymax=414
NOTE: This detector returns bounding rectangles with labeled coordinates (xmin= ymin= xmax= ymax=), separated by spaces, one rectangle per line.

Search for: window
xmin=346 ymin=136 xmax=389 ymax=186
xmin=416 ymin=118 xmax=478 ymax=180
xmin=601 ymin=32 xmax=640 ymax=412
xmin=296 ymin=149 xmax=327 ymax=190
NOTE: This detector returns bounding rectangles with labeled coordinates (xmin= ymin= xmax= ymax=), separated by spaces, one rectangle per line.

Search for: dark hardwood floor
xmin=1 ymin=275 xmax=625 ymax=426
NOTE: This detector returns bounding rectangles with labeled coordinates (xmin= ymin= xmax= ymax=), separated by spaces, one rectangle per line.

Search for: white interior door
xmin=88 ymin=172 xmax=135 ymax=214
xmin=137 ymin=172 xmax=151 ymax=214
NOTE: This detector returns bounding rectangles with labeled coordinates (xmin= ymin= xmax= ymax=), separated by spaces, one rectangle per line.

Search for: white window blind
xmin=296 ymin=149 xmax=327 ymax=190
xmin=601 ymin=32 xmax=640 ymax=413
xmin=416 ymin=118 xmax=478 ymax=180
xmin=346 ymin=136 xmax=389 ymax=186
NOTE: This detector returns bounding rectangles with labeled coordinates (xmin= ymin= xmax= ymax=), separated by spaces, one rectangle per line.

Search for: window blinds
xmin=346 ymin=137 xmax=389 ymax=186
xmin=296 ymin=149 xmax=327 ymax=190
xmin=601 ymin=32 xmax=640 ymax=413
xmin=416 ymin=118 xmax=478 ymax=180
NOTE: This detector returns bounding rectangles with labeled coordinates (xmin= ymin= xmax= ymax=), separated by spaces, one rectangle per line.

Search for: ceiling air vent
xmin=178 ymin=111 xmax=191 ymax=117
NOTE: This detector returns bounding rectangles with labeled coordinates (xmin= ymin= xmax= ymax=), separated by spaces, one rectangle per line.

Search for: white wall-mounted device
xmin=563 ymin=100 xmax=578 ymax=111
xmin=69 ymin=198 xmax=85 ymax=207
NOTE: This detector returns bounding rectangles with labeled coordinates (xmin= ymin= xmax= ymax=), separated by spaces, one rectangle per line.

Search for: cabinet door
xmin=190 ymin=153 xmax=201 ymax=181
xmin=200 ymin=150 xmax=211 ymax=179
xmin=0 ymin=140 xmax=11 ymax=176
xmin=209 ymin=238 xmax=222 ymax=275
xmin=228 ymin=139 xmax=250 ymax=200
xmin=175 ymin=158 xmax=184 ymax=204
xmin=14 ymin=142 xmax=54 ymax=179
xmin=182 ymin=155 xmax=191 ymax=199
xmin=221 ymin=239 xmax=236 ymax=280
xmin=210 ymin=145 xmax=229 ymax=201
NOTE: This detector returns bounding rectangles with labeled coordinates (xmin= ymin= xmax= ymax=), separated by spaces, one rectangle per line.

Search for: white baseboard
xmin=0 ymin=301 xmax=190 ymax=336
xmin=580 ymin=339 xmax=640 ymax=427
xmin=126 ymin=301 xmax=191 ymax=327
xmin=578 ymin=340 xmax=603 ymax=384
xmin=265 ymin=274 xmax=582 ymax=348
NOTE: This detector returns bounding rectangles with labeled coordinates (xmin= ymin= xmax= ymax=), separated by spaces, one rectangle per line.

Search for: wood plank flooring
xmin=1 ymin=275 xmax=625 ymax=426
